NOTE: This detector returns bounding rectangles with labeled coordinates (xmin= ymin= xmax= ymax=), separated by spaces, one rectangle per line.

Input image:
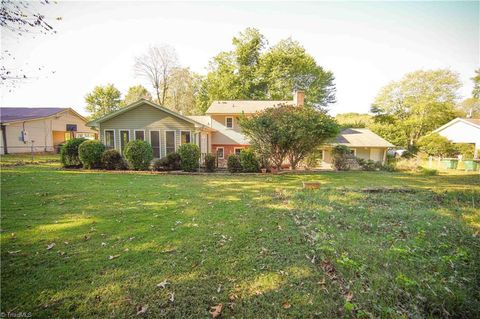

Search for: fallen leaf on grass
xmin=344 ymin=291 xmax=353 ymax=302
xmin=101 ymin=242 xmax=107 ymax=246
xmin=228 ymin=293 xmax=238 ymax=301
xmin=282 ymin=301 xmax=291 ymax=309
xmin=168 ymin=292 xmax=175 ymax=302
xmin=136 ymin=305 xmax=148 ymax=315
xmin=8 ymin=250 xmax=21 ymax=254
xmin=210 ymin=304 xmax=223 ymax=318
xmin=47 ymin=243 xmax=55 ymax=250
xmin=156 ymin=280 xmax=169 ymax=289
xmin=84 ymin=235 xmax=91 ymax=241
xmin=109 ymin=255 xmax=120 ymax=260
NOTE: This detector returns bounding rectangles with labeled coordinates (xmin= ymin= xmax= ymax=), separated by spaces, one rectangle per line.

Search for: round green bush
xmin=124 ymin=140 xmax=153 ymax=170
xmin=227 ymin=154 xmax=242 ymax=173
xmin=177 ymin=143 xmax=200 ymax=172
xmin=78 ymin=140 xmax=105 ymax=169
xmin=239 ymin=149 xmax=259 ymax=172
xmin=101 ymin=149 xmax=126 ymax=170
xmin=204 ymin=153 xmax=216 ymax=172
xmin=60 ymin=138 xmax=87 ymax=168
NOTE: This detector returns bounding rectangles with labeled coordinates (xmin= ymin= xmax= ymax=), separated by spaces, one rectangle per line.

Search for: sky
xmin=1 ymin=1 xmax=479 ymax=116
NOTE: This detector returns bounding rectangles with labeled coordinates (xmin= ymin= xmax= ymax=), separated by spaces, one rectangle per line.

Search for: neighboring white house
xmin=0 ymin=107 xmax=97 ymax=154
xmin=433 ymin=118 xmax=480 ymax=158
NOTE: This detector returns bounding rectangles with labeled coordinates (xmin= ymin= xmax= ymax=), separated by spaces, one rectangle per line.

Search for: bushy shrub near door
xmin=177 ymin=143 xmax=200 ymax=172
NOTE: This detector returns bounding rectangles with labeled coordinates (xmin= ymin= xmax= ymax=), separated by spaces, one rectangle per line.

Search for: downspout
xmin=1 ymin=124 xmax=8 ymax=154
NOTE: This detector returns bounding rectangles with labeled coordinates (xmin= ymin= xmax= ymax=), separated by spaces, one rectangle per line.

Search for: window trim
xmin=103 ymin=129 xmax=116 ymax=149
xmin=225 ymin=116 xmax=234 ymax=129
xmin=234 ymin=147 xmax=243 ymax=156
xmin=216 ymin=147 xmax=224 ymax=159
xmin=180 ymin=130 xmax=192 ymax=145
xmin=134 ymin=129 xmax=145 ymax=141
xmin=149 ymin=130 xmax=161 ymax=158
xmin=119 ymin=129 xmax=130 ymax=154
xmin=164 ymin=130 xmax=177 ymax=155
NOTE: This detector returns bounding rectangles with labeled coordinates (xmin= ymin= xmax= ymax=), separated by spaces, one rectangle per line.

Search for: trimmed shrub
xmin=154 ymin=152 xmax=181 ymax=171
xmin=101 ymin=149 xmax=126 ymax=170
xmin=204 ymin=153 xmax=216 ymax=172
xmin=124 ymin=140 xmax=153 ymax=170
xmin=331 ymin=145 xmax=353 ymax=171
xmin=60 ymin=138 xmax=87 ymax=168
xmin=177 ymin=143 xmax=200 ymax=172
xmin=239 ymin=149 xmax=259 ymax=172
xmin=357 ymin=158 xmax=381 ymax=171
xmin=78 ymin=140 xmax=105 ymax=169
xmin=227 ymin=154 xmax=242 ymax=173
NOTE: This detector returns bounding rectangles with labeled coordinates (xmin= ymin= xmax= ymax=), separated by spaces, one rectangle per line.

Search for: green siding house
xmin=87 ymin=100 xmax=214 ymax=158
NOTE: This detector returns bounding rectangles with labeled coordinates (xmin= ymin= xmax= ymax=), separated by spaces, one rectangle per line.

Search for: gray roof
xmin=333 ymin=128 xmax=394 ymax=147
xmin=0 ymin=107 xmax=67 ymax=123
xmin=205 ymin=100 xmax=292 ymax=114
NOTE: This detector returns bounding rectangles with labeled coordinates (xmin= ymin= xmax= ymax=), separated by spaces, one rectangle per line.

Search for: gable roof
xmin=433 ymin=118 xmax=480 ymax=132
xmin=332 ymin=128 xmax=394 ymax=147
xmin=87 ymin=99 xmax=207 ymax=128
xmin=0 ymin=107 xmax=71 ymax=123
xmin=205 ymin=100 xmax=292 ymax=114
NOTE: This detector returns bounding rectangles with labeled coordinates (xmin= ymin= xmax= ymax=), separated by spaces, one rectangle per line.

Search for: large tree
xmin=197 ymin=28 xmax=335 ymax=112
xmin=259 ymin=38 xmax=335 ymax=108
xmin=134 ymin=45 xmax=178 ymax=105
xmin=240 ymin=105 xmax=339 ymax=169
xmin=123 ymin=85 xmax=152 ymax=105
xmin=164 ymin=68 xmax=202 ymax=115
xmin=456 ymin=69 xmax=480 ymax=117
xmin=370 ymin=69 xmax=461 ymax=149
xmin=85 ymin=84 xmax=122 ymax=119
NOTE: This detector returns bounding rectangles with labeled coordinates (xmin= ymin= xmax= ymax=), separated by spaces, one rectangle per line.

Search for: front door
xmin=120 ymin=130 xmax=130 ymax=155
xmin=150 ymin=131 xmax=160 ymax=158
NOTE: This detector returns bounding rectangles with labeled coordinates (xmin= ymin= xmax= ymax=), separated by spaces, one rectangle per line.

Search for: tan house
xmin=87 ymin=93 xmax=393 ymax=169
xmin=0 ymin=107 xmax=96 ymax=154
xmin=320 ymin=128 xmax=394 ymax=168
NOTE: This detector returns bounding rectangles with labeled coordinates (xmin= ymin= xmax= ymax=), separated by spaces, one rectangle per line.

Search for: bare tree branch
xmin=134 ymin=45 xmax=178 ymax=105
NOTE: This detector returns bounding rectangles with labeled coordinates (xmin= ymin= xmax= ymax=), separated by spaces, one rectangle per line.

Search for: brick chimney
xmin=293 ymin=90 xmax=305 ymax=106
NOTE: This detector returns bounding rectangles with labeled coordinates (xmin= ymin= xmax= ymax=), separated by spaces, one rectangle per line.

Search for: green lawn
xmin=1 ymin=161 xmax=479 ymax=318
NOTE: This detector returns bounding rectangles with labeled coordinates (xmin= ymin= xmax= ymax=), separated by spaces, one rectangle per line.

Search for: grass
xmin=1 ymin=158 xmax=479 ymax=318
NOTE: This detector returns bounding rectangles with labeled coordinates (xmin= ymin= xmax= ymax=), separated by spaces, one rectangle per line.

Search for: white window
xmin=104 ymin=130 xmax=115 ymax=149
xmin=180 ymin=131 xmax=191 ymax=144
xmin=216 ymin=147 xmax=224 ymax=159
xmin=119 ymin=130 xmax=130 ymax=154
xmin=165 ymin=130 xmax=176 ymax=155
xmin=225 ymin=117 xmax=233 ymax=129
xmin=134 ymin=130 xmax=145 ymax=141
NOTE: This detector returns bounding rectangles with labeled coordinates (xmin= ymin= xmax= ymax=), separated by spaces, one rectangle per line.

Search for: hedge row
xmin=61 ymin=139 xmax=205 ymax=172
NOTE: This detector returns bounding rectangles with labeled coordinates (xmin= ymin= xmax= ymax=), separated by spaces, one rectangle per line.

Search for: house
xmin=201 ymin=91 xmax=305 ymax=165
xmin=433 ymin=118 xmax=480 ymax=158
xmin=86 ymin=92 xmax=394 ymax=169
xmin=320 ymin=128 xmax=394 ymax=168
xmin=0 ymin=107 xmax=97 ymax=154
xmin=86 ymin=100 xmax=215 ymax=158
